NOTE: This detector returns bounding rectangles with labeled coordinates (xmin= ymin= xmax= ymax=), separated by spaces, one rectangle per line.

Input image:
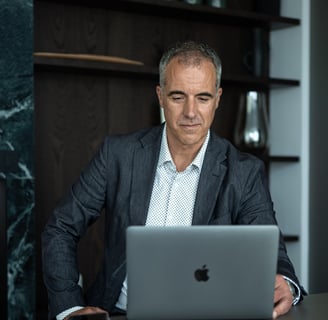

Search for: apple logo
xmin=194 ymin=264 xmax=209 ymax=281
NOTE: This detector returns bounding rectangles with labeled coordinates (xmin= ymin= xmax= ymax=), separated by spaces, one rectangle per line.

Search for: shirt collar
xmin=158 ymin=124 xmax=210 ymax=171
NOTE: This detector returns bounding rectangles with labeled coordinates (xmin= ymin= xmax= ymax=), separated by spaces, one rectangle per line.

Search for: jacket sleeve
xmin=42 ymin=137 xmax=110 ymax=319
xmin=234 ymin=155 xmax=306 ymax=299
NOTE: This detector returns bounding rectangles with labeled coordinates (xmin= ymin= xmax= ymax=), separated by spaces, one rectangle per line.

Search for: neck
xmin=169 ymin=143 xmax=201 ymax=172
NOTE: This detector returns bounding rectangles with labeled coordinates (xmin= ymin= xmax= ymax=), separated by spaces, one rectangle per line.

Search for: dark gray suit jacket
xmin=42 ymin=125 xmax=303 ymax=319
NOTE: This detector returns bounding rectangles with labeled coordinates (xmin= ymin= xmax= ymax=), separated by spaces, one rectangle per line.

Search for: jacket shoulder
xmin=209 ymin=132 xmax=265 ymax=172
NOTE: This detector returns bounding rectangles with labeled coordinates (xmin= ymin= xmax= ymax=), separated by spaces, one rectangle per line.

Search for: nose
xmin=183 ymin=97 xmax=197 ymax=118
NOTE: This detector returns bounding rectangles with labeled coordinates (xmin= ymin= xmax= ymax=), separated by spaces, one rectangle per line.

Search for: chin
xmin=179 ymin=136 xmax=204 ymax=147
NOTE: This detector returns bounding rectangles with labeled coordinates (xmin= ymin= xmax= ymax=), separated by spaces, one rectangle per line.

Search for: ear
xmin=156 ymin=85 xmax=163 ymax=108
xmin=215 ymin=88 xmax=223 ymax=110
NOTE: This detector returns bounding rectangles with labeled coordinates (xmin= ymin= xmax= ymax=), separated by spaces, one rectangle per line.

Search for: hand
xmin=65 ymin=306 xmax=109 ymax=319
xmin=272 ymin=274 xmax=294 ymax=319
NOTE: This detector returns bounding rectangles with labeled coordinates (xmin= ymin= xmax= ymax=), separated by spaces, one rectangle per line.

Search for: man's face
xmin=156 ymin=57 xmax=222 ymax=152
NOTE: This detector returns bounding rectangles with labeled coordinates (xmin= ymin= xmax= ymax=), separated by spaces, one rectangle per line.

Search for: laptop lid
xmin=126 ymin=225 xmax=279 ymax=320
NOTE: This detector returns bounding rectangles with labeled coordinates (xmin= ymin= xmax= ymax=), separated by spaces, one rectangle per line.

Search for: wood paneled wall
xmin=34 ymin=0 xmax=267 ymax=317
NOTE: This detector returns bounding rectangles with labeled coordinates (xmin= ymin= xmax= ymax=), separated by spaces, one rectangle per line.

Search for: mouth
xmin=180 ymin=123 xmax=201 ymax=131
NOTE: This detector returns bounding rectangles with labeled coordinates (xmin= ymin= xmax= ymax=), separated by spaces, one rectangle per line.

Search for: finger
xmin=273 ymin=293 xmax=293 ymax=318
xmin=66 ymin=306 xmax=108 ymax=319
xmin=273 ymin=275 xmax=293 ymax=318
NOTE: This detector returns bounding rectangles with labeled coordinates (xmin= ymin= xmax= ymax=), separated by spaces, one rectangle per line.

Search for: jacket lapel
xmin=192 ymin=134 xmax=228 ymax=225
xmin=129 ymin=126 xmax=162 ymax=225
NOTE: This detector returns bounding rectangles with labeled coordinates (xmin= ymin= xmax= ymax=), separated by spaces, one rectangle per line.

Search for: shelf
xmin=223 ymin=74 xmax=300 ymax=89
xmin=34 ymin=54 xmax=157 ymax=79
xmin=34 ymin=55 xmax=300 ymax=90
xmin=269 ymin=156 xmax=300 ymax=163
xmin=284 ymin=235 xmax=299 ymax=242
xmin=36 ymin=0 xmax=300 ymax=30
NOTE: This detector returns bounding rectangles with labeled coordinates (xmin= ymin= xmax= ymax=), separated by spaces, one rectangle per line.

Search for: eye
xmin=198 ymin=96 xmax=210 ymax=103
xmin=171 ymin=95 xmax=184 ymax=102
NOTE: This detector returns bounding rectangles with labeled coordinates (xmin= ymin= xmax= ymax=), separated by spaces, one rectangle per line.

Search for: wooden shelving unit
xmin=34 ymin=0 xmax=302 ymax=317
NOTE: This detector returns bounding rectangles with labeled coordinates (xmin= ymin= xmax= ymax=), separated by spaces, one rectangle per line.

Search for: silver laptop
xmin=126 ymin=225 xmax=279 ymax=320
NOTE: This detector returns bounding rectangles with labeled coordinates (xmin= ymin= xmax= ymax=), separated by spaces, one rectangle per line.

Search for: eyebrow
xmin=167 ymin=91 xmax=214 ymax=98
xmin=167 ymin=90 xmax=185 ymax=96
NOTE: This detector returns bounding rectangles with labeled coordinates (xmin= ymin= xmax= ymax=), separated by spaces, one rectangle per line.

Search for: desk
xmin=279 ymin=292 xmax=328 ymax=320
xmin=111 ymin=293 xmax=328 ymax=320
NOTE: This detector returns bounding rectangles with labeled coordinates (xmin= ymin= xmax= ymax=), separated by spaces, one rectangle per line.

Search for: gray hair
xmin=159 ymin=41 xmax=222 ymax=90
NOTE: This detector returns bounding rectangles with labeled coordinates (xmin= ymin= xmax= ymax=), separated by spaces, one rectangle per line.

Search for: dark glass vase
xmin=234 ymin=91 xmax=269 ymax=156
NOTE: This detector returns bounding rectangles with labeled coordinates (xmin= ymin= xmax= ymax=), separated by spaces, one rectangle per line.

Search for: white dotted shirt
xmin=115 ymin=125 xmax=210 ymax=310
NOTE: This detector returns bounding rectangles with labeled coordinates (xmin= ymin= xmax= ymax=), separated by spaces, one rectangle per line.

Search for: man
xmin=42 ymin=41 xmax=305 ymax=320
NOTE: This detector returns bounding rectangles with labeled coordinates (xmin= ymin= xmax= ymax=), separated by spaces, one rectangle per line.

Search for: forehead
xmin=167 ymin=54 xmax=214 ymax=71
xmin=165 ymin=57 xmax=216 ymax=86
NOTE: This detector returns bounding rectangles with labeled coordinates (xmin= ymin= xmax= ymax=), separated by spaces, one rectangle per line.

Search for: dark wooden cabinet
xmin=33 ymin=0 xmax=300 ymax=317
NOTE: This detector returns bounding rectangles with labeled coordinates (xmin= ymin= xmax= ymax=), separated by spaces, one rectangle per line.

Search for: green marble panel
xmin=0 ymin=0 xmax=35 ymax=319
